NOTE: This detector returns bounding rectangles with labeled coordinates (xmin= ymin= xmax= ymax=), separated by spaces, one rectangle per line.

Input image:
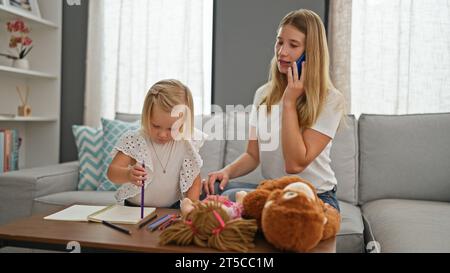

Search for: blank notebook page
xmin=44 ymin=205 xmax=107 ymax=222
xmin=89 ymin=205 xmax=156 ymax=224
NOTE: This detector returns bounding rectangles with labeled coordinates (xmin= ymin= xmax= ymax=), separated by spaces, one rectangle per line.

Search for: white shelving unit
xmin=0 ymin=0 xmax=62 ymax=169
xmin=0 ymin=65 xmax=57 ymax=79
xmin=0 ymin=4 xmax=58 ymax=29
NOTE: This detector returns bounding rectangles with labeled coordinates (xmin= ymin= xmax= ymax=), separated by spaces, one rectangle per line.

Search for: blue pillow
xmin=72 ymin=125 xmax=104 ymax=191
xmin=97 ymin=118 xmax=140 ymax=191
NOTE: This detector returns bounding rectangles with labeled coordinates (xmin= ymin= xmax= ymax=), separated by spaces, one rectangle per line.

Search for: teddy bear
xmin=159 ymin=194 xmax=258 ymax=252
xmin=240 ymin=176 xmax=341 ymax=252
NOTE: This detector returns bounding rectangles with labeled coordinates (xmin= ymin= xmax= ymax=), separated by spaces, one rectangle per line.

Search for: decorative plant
xmin=0 ymin=20 xmax=33 ymax=60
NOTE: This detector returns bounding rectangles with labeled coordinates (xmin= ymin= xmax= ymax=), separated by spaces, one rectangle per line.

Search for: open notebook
xmin=44 ymin=205 xmax=156 ymax=225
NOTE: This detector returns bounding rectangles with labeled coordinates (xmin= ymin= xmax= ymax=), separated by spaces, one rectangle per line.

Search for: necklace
xmin=149 ymin=140 xmax=174 ymax=174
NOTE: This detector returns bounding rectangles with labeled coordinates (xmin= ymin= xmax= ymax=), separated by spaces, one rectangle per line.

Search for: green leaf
xmin=22 ymin=46 xmax=33 ymax=58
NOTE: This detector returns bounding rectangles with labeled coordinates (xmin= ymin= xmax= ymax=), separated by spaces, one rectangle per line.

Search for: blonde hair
xmin=141 ymin=79 xmax=194 ymax=136
xmin=261 ymin=9 xmax=346 ymax=129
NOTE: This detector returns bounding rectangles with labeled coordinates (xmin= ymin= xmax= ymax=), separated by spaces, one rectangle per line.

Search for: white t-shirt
xmin=249 ymin=83 xmax=344 ymax=193
xmin=112 ymin=129 xmax=205 ymax=207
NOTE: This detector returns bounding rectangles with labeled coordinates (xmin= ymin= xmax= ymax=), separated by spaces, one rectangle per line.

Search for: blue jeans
xmin=216 ymin=182 xmax=341 ymax=212
xmin=317 ymin=186 xmax=340 ymax=212
xmin=200 ymin=181 xmax=258 ymax=200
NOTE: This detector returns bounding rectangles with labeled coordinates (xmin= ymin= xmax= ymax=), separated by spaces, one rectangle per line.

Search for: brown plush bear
xmin=241 ymin=176 xmax=341 ymax=252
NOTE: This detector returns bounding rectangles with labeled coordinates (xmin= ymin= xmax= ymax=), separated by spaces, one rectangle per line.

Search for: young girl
xmin=107 ymin=79 xmax=204 ymax=208
xmin=205 ymin=9 xmax=346 ymax=214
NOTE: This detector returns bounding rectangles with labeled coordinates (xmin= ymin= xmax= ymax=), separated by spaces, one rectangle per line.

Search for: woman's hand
xmin=204 ymin=169 xmax=230 ymax=195
xmin=283 ymin=61 xmax=306 ymax=106
xmin=127 ymin=164 xmax=148 ymax=187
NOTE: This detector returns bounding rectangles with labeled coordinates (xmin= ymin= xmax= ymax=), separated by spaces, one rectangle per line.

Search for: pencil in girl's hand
xmin=141 ymin=161 xmax=146 ymax=219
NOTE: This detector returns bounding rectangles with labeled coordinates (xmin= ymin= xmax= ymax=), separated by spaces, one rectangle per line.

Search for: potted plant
xmin=0 ymin=20 xmax=33 ymax=70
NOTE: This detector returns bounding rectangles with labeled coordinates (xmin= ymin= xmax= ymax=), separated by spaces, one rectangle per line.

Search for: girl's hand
xmin=204 ymin=169 xmax=230 ymax=195
xmin=283 ymin=61 xmax=306 ymax=106
xmin=127 ymin=164 xmax=148 ymax=187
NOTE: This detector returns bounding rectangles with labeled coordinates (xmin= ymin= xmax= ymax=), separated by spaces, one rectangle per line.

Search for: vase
xmin=12 ymin=59 xmax=30 ymax=70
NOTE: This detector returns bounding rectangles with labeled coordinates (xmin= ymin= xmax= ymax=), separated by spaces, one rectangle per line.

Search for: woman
xmin=204 ymin=9 xmax=345 ymax=213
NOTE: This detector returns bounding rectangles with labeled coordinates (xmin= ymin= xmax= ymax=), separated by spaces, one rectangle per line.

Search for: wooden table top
xmin=0 ymin=208 xmax=336 ymax=253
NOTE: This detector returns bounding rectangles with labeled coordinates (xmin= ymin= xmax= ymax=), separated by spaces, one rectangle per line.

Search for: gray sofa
xmin=1 ymin=112 xmax=449 ymax=253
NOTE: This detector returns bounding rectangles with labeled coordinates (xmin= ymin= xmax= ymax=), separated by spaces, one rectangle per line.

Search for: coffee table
xmin=0 ymin=208 xmax=336 ymax=253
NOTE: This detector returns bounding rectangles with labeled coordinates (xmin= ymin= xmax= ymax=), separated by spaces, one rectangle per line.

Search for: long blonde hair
xmin=141 ymin=79 xmax=194 ymax=136
xmin=261 ymin=9 xmax=345 ymax=129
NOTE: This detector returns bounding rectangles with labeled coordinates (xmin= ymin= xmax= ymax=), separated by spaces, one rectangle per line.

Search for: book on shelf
xmin=0 ymin=128 xmax=21 ymax=173
xmin=11 ymin=129 xmax=19 ymax=171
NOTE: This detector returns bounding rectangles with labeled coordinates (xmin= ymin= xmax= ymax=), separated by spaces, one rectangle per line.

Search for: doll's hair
xmin=141 ymin=79 xmax=194 ymax=138
xmin=159 ymin=201 xmax=258 ymax=252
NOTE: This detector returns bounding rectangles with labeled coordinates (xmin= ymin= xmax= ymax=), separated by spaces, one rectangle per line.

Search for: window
xmin=85 ymin=0 xmax=213 ymax=126
xmin=350 ymin=0 xmax=450 ymax=117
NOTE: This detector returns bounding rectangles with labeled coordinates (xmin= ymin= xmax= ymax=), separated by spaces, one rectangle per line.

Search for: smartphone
xmin=295 ymin=53 xmax=306 ymax=79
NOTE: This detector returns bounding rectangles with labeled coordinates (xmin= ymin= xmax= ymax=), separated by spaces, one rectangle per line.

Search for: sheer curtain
xmin=84 ymin=0 xmax=213 ymax=127
xmin=328 ymin=0 xmax=353 ymax=113
xmin=329 ymin=0 xmax=450 ymax=118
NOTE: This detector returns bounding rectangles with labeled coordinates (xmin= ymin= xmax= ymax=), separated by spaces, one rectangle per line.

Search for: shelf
xmin=0 ymin=1 xmax=61 ymax=169
xmin=0 ymin=65 xmax=57 ymax=79
xmin=0 ymin=116 xmax=58 ymax=122
xmin=0 ymin=5 xmax=58 ymax=29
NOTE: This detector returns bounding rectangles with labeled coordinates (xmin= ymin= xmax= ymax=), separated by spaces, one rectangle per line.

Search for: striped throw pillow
xmin=72 ymin=125 xmax=104 ymax=191
xmin=97 ymin=118 xmax=140 ymax=191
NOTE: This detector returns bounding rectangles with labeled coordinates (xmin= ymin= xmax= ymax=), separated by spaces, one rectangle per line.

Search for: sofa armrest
xmin=0 ymin=161 xmax=79 ymax=225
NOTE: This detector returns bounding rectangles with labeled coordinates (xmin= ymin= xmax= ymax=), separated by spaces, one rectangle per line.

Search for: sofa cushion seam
xmin=34 ymin=170 xmax=79 ymax=181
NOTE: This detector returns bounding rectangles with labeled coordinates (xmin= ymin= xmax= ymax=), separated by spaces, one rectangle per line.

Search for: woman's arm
xmin=107 ymin=152 xmax=147 ymax=186
xmin=224 ymin=128 xmax=260 ymax=179
xmin=205 ymin=128 xmax=260 ymax=194
xmin=281 ymin=62 xmax=332 ymax=174
xmin=282 ymin=104 xmax=331 ymax=173
xmin=186 ymin=175 xmax=202 ymax=201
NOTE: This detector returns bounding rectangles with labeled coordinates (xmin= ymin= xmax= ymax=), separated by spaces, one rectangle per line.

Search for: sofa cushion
xmin=337 ymin=201 xmax=365 ymax=253
xmin=196 ymin=114 xmax=227 ymax=178
xmin=97 ymin=118 xmax=140 ymax=191
xmin=72 ymin=125 xmax=104 ymax=191
xmin=362 ymin=199 xmax=450 ymax=253
xmin=331 ymin=115 xmax=359 ymax=205
xmin=32 ymin=191 xmax=118 ymax=215
xmin=359 ymin=113 xmax=450 ymax=204
xmin=0 ymin=162 xmax=79 ymax=225
xmin=115 ymin=112 xmax=140 ymax=123
xmin=224 ymin=111 xmax=264 ymax=183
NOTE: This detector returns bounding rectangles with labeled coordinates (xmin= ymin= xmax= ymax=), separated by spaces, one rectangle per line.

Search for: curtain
xmin=84 ymin=0 xmax=213 ymax=127
xmin=329 ymin=0 xmax=450 ymax=117
xmin=328 ymin=0 xmax=353 ymax=114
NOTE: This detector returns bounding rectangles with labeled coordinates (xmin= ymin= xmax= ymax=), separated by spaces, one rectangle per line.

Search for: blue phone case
xmin=296 ymin=53 xmax=306 ymax=79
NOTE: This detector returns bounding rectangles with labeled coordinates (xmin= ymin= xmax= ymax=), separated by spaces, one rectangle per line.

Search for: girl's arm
xmin=107 ymin=152 xmax=147 ymax=186
xmin=281 ymin=62 xmax=331 ymax=174
xmin=186 ymin=175 xmax=202 ymax=201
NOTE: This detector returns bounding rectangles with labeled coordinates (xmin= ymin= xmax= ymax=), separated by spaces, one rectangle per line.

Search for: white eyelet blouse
xmin=112 ymin=128 xmax=206 ymax=207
